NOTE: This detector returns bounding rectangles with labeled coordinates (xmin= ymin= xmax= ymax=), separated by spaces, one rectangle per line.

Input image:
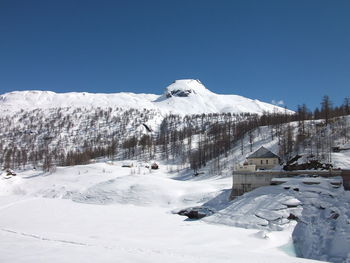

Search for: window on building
xmin=261 ymin=160 xmax=263 ymax=164
xmin=266 ymin=160 xmax=268 ymax=164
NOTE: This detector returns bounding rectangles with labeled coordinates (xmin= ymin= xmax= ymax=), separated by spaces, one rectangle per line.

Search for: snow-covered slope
xmin=0 ymin=90 xmax=158 ymax=114
xmin=0 ymin=79 xmax=290 ymax=115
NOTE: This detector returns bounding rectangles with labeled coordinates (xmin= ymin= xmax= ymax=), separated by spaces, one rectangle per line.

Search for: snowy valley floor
xmin=0 ymin=162 xmax=324 ymax=263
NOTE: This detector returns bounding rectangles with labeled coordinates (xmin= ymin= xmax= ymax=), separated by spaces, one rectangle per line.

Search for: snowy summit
xmin=163 ymin=79 xmax=212 ymax=98
xmin=0 ymin=79 xmax=291 ymax=115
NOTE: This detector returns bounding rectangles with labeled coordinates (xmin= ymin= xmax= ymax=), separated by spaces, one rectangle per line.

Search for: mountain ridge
xmin=0 ymin=79 xmax=292 ymax=115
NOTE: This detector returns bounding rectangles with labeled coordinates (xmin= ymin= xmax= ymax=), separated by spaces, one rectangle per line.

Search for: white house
xmin=246 ymin=146 xmax=280 ymax=170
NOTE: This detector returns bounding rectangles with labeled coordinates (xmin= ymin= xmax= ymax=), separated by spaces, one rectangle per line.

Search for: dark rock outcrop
xmin=178 ymin=206 xmax=215 ymax=219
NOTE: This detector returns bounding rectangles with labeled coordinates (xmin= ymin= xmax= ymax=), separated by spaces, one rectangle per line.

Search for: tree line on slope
xmin=0 ymin=95 xmax=349 ymax=172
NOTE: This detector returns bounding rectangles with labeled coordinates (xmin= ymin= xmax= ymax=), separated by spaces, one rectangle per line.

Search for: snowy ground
xmin=333 ymin=149 xmax=350 ymax=169
xmin=1 ymin=162 xmax=322 ymax=263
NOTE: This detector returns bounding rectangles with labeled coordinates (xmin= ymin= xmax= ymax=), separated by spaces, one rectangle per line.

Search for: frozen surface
xmin=204 ymin=185 xmax=303 ymax=231
xmin=0 ymin=162 xmax=320 ymax=263
xmin=291 ymin=180 xmax=350 ymax=263
xmin=203 ymin=177 xmax=350 ymax=263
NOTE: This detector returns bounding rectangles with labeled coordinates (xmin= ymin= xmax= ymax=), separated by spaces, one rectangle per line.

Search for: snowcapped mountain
xmin=0 ymin=79 xmax=291 ymax=115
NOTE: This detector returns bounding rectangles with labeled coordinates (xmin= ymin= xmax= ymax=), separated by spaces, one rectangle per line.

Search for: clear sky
xmin=0 ymin=0 xmax=349 ymax=110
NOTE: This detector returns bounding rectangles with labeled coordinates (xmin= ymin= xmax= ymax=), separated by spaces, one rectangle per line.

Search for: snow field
xmin=0 ymin=162 xmax=321 ymax=263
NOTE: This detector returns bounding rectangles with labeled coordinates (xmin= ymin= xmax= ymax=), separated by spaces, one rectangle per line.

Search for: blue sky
xmin=0 ymin=0 xmax=349 ymax=110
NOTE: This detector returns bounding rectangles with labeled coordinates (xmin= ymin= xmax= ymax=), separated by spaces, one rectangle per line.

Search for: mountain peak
xmin=164 ymin=79 xmax=211 ymax=98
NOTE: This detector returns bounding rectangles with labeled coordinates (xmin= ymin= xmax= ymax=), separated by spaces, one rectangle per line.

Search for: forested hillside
xmin=0 ymin=95 xmax=349 ymax=173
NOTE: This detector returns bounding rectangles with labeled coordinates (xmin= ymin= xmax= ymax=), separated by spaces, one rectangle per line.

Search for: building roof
xmin=247 ymin=146 xmax=279 ymax=159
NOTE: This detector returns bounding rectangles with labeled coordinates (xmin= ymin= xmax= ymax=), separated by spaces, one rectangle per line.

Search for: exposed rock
xmin=287 ymin=213 xmax=299 ymax=221
xmin=283 ymin=158 xmax=333 ymax=171
xmin=329 ymin=211 xmax=340 ymax=220
xmin=166 ymin=89 xmax=193 ymax=98
xmin=178 ymin=206 xmax=215 ymax=219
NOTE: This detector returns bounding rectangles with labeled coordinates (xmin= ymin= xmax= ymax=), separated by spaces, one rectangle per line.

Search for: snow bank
xmin=204 ymin=186 xmax=302 ymax=231
xmin=71 ymin=173 xmax=218 ymax=208
xmin=291 ymin=181 xmax=350 ymax=263
xmin=202 ymin=176 xmax=350 ymax=263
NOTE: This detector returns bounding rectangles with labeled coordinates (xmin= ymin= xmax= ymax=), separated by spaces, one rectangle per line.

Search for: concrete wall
xmin=235 ymin=164 xmax=256 ymax=172
xmin=230 ymin=173 xmax=276 ymax=199
xmin=230 ymin=169 xmax=348 ymax=200
xmin=247 ymin=157 xmax=278 ymax=170
xmin=341 ymin=170 xmax=350 ymax=190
